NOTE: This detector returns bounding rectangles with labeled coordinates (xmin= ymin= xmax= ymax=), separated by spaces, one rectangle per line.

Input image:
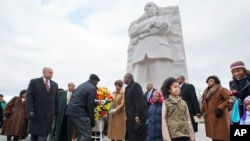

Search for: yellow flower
xmin=96 ymin=105 xmax=102 ymax=111
xmin=95 ymin=113 xmax=101 ymax=119
xmin=103 ymin=103 xmax=111 ymax=110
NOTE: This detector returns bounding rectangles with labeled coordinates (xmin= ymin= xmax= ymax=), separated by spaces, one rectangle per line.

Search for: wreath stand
xmin=91 ymin=119 xmax=104 ymax=141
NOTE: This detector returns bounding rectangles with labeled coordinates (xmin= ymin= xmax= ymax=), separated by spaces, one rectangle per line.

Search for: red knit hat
xmin=230 ymin=61 xmax=246 ymax=71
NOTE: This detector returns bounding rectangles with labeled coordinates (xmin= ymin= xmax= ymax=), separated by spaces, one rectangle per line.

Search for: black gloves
xmin=234 ymin=91 xmax=243 ymax=98
xmin=90 ymin=119 xmax=95 ymax=128
xmin=26 ymin=112 xmax=35 ymax=120
xmin=215 ymin=108 xmax=222 ymax=118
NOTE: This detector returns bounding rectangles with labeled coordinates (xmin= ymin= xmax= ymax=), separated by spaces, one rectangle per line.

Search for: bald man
xmin=124 ymin=73 xmax=147 ymax=141
xmin=26 ymin=67 xmax=59 ymax=141
xmin=144 ymin=83 xmax=156 ymax=109
xmin=55 ymin=82 xmax=76 ymax=141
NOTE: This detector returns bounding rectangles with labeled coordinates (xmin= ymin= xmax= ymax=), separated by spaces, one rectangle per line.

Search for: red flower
xmin=100 ymin=111 xmax=106 ymax=116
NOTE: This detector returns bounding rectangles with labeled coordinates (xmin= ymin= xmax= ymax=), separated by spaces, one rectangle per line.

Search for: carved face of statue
xmin=144 ymin=2 xmax=157 ymax=18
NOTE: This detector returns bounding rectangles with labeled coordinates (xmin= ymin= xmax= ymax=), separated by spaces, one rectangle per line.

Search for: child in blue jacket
xmin=146 ymin=90 xmax=164 ymax=141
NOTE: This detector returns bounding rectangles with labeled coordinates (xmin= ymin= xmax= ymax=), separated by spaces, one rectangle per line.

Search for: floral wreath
xmin=94 ymin=87 xmax=113 ymax=120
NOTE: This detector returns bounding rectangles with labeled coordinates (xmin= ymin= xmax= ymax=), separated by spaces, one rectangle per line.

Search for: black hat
xmin=89 ymin=74 xmax=100 ymax=81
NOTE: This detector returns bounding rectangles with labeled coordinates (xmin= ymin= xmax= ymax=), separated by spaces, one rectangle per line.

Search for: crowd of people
xmin=0 ymin=60 xmax=249 ymax=141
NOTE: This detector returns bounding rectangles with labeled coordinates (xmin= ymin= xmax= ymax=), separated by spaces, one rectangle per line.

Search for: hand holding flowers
xmin=108 ymin=109 xmax=116 ymax=114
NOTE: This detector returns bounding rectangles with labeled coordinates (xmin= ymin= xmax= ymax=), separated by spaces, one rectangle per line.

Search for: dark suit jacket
xmin=144 ymin=88 xmax=156 ymax=109
xmin=180 ymin=83 xmax=200 ymax=132
xmin=26 ymin=77 xmax=59 ymax=135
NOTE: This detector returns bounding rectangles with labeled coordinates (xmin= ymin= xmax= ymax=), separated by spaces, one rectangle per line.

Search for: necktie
xmin=45 ymin=79 xmax=50 ymax=93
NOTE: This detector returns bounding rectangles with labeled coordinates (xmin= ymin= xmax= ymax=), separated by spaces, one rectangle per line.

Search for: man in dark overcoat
xmin=123 ymin=73 xmax=147 ymax=141
xmin=26 ymin=67 xmax=59 ymax=141
xmin=177 ymin=75 xmax=201 ymax=132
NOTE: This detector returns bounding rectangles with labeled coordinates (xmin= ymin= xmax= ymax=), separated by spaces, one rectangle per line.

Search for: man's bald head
xmin=176 ymin=75 xmax=185 ymax=84
xmin=146 ymin=83 xmax=153 ymax=90
xmin=42 ymin=67 xmax=53 ymax=80
xmin=124 ymin=73 xmax=133 ymax=84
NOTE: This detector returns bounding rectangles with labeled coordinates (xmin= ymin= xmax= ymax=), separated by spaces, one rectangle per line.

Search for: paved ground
xmin=0 ymin=123 xmax=211 ymax=141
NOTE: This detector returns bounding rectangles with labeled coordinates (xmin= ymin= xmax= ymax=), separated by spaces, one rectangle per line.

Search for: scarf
xmin=205 ymin=84 xmax=221 ymax=100
xmin=231 ymin=97 xmax=240 ymax=122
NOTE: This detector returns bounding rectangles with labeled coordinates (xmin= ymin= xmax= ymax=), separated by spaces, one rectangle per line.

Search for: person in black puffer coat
xmin=229 ymin=61 xmax=250 ymax=125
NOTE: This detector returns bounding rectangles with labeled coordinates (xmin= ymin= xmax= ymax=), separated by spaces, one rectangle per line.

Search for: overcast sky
xmin=1 ymin=0 xmax=250 ymax=101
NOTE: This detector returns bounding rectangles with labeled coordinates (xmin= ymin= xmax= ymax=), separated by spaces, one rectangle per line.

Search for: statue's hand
xmin=152 ymin=21 xmax=168 ymax=31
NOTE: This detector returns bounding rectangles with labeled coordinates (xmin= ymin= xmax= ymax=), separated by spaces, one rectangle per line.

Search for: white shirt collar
xmin=67 ymin=90 xmax=72 ymax=95
xmin=179 ymin=83 xmax=184 ymax=88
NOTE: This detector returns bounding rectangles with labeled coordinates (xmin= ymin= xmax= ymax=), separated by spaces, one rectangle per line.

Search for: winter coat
xmin=229 ymin=74 xmax=250 ymax=117
xmin=125 ymin=80 xmax=147 ymax=141
xmin=55 ymin=90 xmax=73 ymax=141
xmin=1 ymin=96 xmax=28 ymax=136
xmin=200 ymin=85 xmax=230 ymax=141
xmin=26 ymin=77 xmax=59 ymax=135
xmin=146 ymin=103 xmax=162 ymax=141
xmin=107 ymin=89 xmax=126 ymax=140
xmin=1 ymin=100 xmax=6 ymax=110
xmin=180 ymin=83 xmax=201 ymax=132
xmin=162 ymin=97 xmax=195 ymax=141
xmin=66 ymin=80 xmax=97 ymax=120
xmin=0 ymin=100 xmax=6 ymax=128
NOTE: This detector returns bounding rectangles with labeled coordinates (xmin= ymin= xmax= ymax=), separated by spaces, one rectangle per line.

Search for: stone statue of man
xmin=126 ymin=1 xmax=188 ymax=89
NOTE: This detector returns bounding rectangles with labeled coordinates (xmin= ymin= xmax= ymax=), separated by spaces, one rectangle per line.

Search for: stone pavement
xmin=0 ymin=123 xmax=211 ymax=141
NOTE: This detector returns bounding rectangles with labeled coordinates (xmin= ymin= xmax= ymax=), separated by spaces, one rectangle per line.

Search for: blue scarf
xmin=231 ymin=98 xmax=240 ymax=122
